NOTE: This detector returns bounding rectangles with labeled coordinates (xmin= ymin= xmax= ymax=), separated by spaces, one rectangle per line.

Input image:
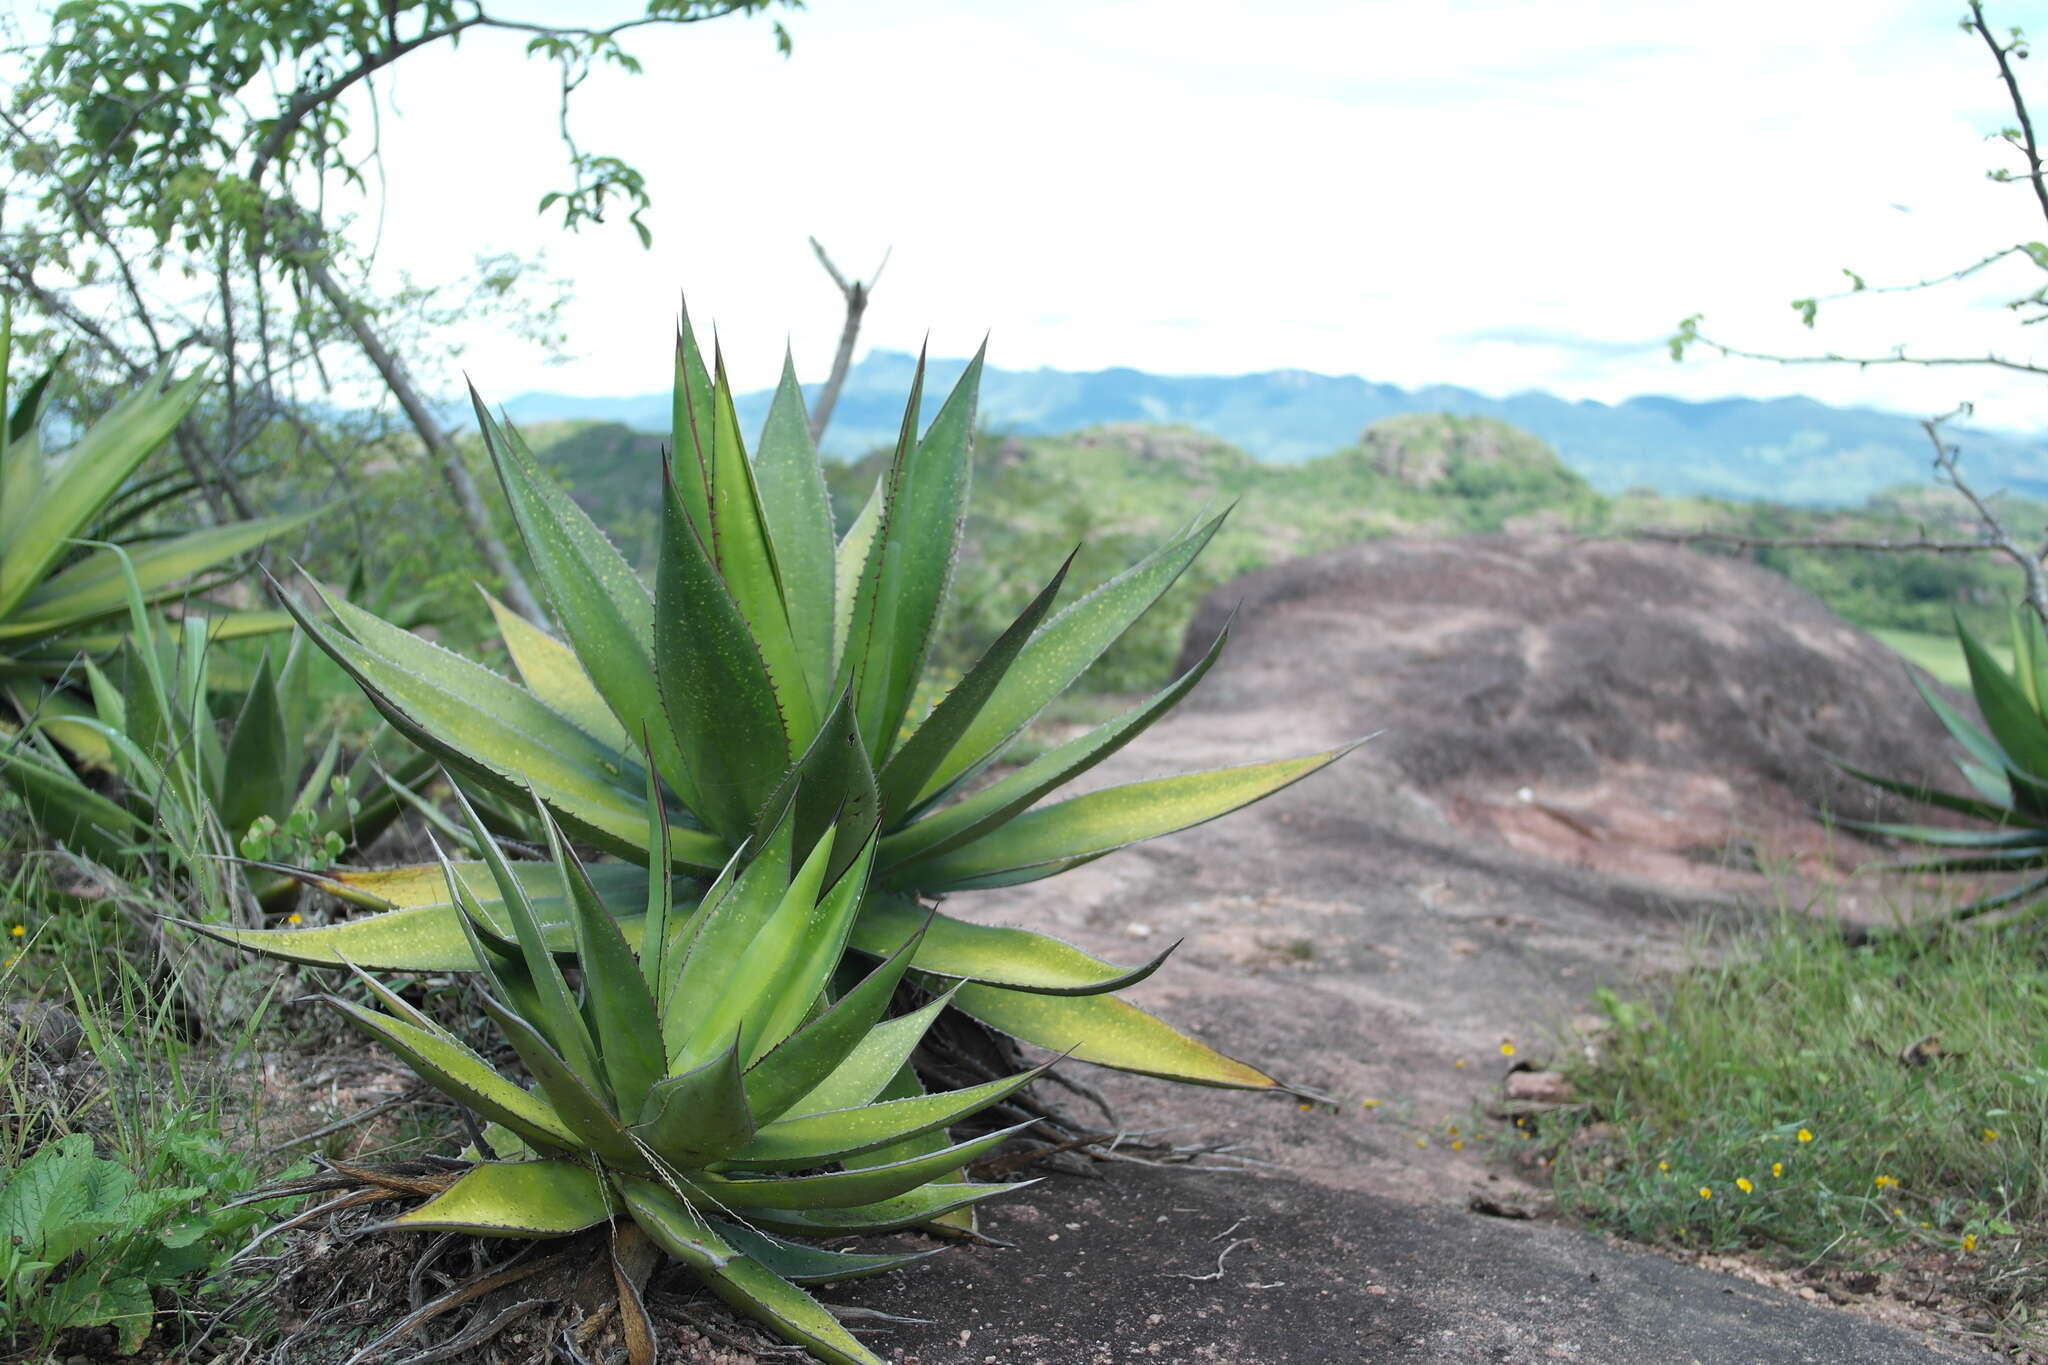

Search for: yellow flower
xmin=1963 ymin=1234 xmax=1978 ymax=1253
xmin=1736 ymin=1178 xmax=1754 ymax=1194
xmin=1447 ymin=1126 xmax=1460 ymax=1137
xmin=1982 ymin=1128 xmax=1999 ymax=1142
xmin=1699 ymin=1187 xmax=1713 ymax=1200
xmin=1451 ymin=1139 xmax=1465 ymax=1151
xmin=1796 ymin=1128 xmax=1814 ymax=1143
xmin=287 ymin=912 xmax=303 ymax=925
xmin=1454 ymin=1059 xmax=1467 ymax=1069
xmin=1771 ymin=1163 xmax=1784 ymax=1178
xmin=3 ymin=956 xmax=15 ymax=969
xmin=1873 ymin=1174 xmax=1897 ymax=1190
xmin=1500 ymin=1042 xmax=1516 ymax=1056
xmin=6 ymin=925 xmax=21 ymax=938
xmin=1361 ymin=1098 xmax=1381 ymax=1109
xmin=1416 ymin=1137 xmax=1429 ymax=1148
xmin=1658 ymin=1161 xmax=1670 ymax=1172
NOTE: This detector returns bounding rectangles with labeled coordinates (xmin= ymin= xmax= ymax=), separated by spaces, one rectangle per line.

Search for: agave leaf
xmin=733 ymin=1068 xmax=1043 ymax=1170
xmin=710 ymin=1221 xmax=942 ymax=1285
xmin=450 ymin=784 xmax=602 ymax=1085
xmin=704 ymin=348 xmax=818 ymax=749
xmin=749 ymin=828 xmax=881 ymax=1062
xmin=835 ymin=350 xmax=927 ymax=767
xmin=0 ymin=368 xmax=203 ymax=623
xmin=749 ymin=686 xmax=879 ymax=885
xmin=856 ymin=346 xmax=984 ymax=764
xmin=668 ymin=312 xmax=717 ymax=544
xmin=882 ymin=613 xmax=1232 ymax=869
xmin=474 ymin=397 xmax=691 ymax=801
xmin=732 ymin=1179 xmax=1023 ymax=1238
xmin=950 ymin=982 xmax=1277 ymax=1088
xmin=617 ymin=1179 xmax=882 ymax=1365
xmin=219 ymin=650 xmax=290 ymax=834
xmin=832 ymin=476 xmax=883 ymax=670
xmin=781 ymin=990 xmax=956 ymax=1119
xmin=631 ymin=1039 xmax=755 ymax=1166
xmin=4 ymin=509 xmax=318 ymax=638
xmin=385 ymin=1160 xmax=615 ymax=1237
xmin=914 ymin=509 xmax=1229 ymax=803
xmin=0 ymin=744 xmax=144 ymax=861
xmin=1910 ymin=668 xmax=2009 ymax=781
xmin=902 ymin=744 xmax=1357 ymax=890
xmin=850 ymin=895 xmax=1172 ymax=996
xmin=693 ymin=1122 xmax=1026 ymax=1210
xmin=475 ymin=993 xmax=640 ymax=1168
xmin=538 ymin=805 xmax=663 ymax=1115
xmin=1833 ymin=820 xmax=2043 ymax=847
xmin=1958 ymin=622 xmax=2048 ymax=814
xmin=1824 ymin=754 xmax=2022 ymax=826
xmin=877 ymin=549 xmax=1074 ymax=824
xmin=655 ymin=462 xmax=792 ymax=837
xmin=741 ymin=919 xmax=928 ymax=1124
xmin=1889 ymin=848 xmax=2048 ymax=873
xmin=703 ymin=826 xmax=841 ymax=1067
xmin=317 ymin=995 xmax=577 ymax=1151
xmin=667 ymin=809 xmax=796 ymax=1069
xmin=753 ymin=353 xmax=837 ymax=708
xmin=482 ymin=590 xmax=632 ymax=752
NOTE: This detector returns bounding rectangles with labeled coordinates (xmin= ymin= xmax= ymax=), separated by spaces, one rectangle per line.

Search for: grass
xmin=1554 ymin=909 xmax=2048 ymax=1340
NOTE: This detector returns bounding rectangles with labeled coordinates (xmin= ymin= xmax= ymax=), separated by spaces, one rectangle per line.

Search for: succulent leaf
xmin=950 ymin=982 xmax=1278 ymax=1089
xmin=385 ymin=1160 xmax=617 ymax=1238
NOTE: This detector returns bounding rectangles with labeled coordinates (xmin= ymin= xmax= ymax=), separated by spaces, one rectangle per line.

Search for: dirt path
xmin=838 ymin=538 xmax=1987 ymax=1362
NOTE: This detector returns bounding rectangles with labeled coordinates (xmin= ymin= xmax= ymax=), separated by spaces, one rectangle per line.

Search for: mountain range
xmin=497 ymin=350 xmax=2048 ymax=506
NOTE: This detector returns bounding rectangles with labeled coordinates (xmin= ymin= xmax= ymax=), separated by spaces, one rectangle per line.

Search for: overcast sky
xmin=344 ymin=0 xmax=2047 ymax=431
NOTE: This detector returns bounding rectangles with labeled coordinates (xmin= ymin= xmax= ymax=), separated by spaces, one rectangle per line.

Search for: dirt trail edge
xmin=840 ymin=537 xmax=1982 ymax=1362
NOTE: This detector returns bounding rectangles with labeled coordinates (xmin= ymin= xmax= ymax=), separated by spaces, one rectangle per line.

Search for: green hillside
xmin=524 ymin=411 xmax=2023 ymax=694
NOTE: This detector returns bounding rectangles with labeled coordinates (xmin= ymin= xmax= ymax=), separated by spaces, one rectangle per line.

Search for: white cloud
xmin=345 ymin=0 xmax=2047 ymax=433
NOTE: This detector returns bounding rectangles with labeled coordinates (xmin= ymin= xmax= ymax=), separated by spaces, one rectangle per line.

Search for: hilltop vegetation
xmin=531 ymin=412 xmax=2027 ymax=691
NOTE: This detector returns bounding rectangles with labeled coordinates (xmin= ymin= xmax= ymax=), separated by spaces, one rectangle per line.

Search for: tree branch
xmin=807 ymin=237 xmax=889 ymax=444
xmin=1968 ymin=0 xmax=2048 ymax=228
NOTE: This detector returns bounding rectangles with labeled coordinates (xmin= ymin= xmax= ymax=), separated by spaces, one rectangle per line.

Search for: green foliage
xmin=299 ymin=784 xmax=1024 ymax=1365
xmin=0 ymin=582 xmax=430 ymax=907
xmin=221 ymin=316 xmax=1349 ymax=1092
xmin=1555 ymin=914 xmax=2048 ymax=1325
xmin=0 ymin=315 xmax=306 ymax=684
xmin=1833 ymin=608 xmax=2048 ymax=915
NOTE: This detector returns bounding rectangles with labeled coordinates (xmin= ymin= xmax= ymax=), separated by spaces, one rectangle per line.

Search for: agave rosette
xmin=217 ymin=313 xmax=1353 ymax=1087
xmin=298 ymin=779 xmax=1030 ymax=1365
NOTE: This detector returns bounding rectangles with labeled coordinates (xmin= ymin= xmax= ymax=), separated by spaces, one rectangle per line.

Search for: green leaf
xmin=705 ymin=348 xmax=818 ymax=748
xmin=0 ymin=744 xmax=144 ymax=861
xmin=539 ymin=804 xmax=663 ymax=1116
xmin=385 ymin=1160 xmax=616 ymax=1237
xmin=849 ymin=896 xmax=1173 ymax=995
xmin=692 ymin=1122 xmax=1026 ymax=1209
xmin=0 ymin=368 xmax=201 ymax=623
xmin=902 ymin=745 xmax=1355 ymax=889
xmin=482 ymin=589 xmax=632 ymax=752
xmin=219 ymin=648 xmax=290 ymax=833
xmin=631 ymin=1041 xmax=755 ymax=1166
xmin=781 ymin=990 xmax=955 ymax=1119
xmin=655 ymin=461 xmax=792 ymax=838
xmin=474 ymin=396 xmax=688 ymax=807
xmin=754 ymin=352 xmax=837 ymax=709
xmin=950 ymin=982 xmax=1278 ymax=1088
xmin=914 ymin=510 xmax=1228 ymax=802
xmin=731 ymin=1180 xmax=1023 ymax=1238
xmin=734 ymin=1068 xmax=1042 ymax=1170
xmin=742 ymin=919 xmax=928 ymax=1124
xmin=1959 ymin=621 xmax=2048 ymax=811
xmin=832 ymin=476 xmax=883 ymax=670
xmin=317 ymin=995 xmax=576 ymax=1152
xmin=882 ymin=612 xmax=1232 ymax=870
xmin=749 ymin=686 xmax=879 ymax=883
xmin=668 ymin=311 xmax=716 ymax=544
xmin=877 ymin=549 xmax=1073 ymax=824
xmin=710 ymin=1221 xmax=941 ymax=1285
xmin=475 ymin=993 xmax=640 ymax=1169
xmin=618 ymin=1179 xmax=884 ymax=1365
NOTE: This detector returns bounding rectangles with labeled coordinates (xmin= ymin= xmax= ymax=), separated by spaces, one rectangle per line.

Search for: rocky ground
xmin=836 ymin=536 xmax=1991 ymax=1362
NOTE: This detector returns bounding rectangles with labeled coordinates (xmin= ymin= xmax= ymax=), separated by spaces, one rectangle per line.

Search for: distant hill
xmin=497 ymin=350 xmax=2048 ymax=506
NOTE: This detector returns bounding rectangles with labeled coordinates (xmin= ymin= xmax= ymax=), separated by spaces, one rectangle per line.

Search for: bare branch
xmin=806 ymin=238 xmax=892 ymax=443
xmin=1633 ymin=529 xmax=1999 ymax=556
xmin=1683 ymin=333 xmax=2048 ymax=377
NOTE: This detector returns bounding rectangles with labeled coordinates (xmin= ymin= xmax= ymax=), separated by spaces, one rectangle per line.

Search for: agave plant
xmin=0 ymin=308 xmax=309 ymax=686
xmin=1 ymin=604 xmax=431 ymax=903
xmin=1838 ymin=609 xmax=2048 ymax=915
xmin=213 ymin=313 xmax=1351 ymax=1090
xmin=262 ymin=780 xmax=1033 ymax=1365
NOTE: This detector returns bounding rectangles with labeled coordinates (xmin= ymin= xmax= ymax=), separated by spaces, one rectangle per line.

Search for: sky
xmin=336 ymin=1 xmax=2047 ymax=430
